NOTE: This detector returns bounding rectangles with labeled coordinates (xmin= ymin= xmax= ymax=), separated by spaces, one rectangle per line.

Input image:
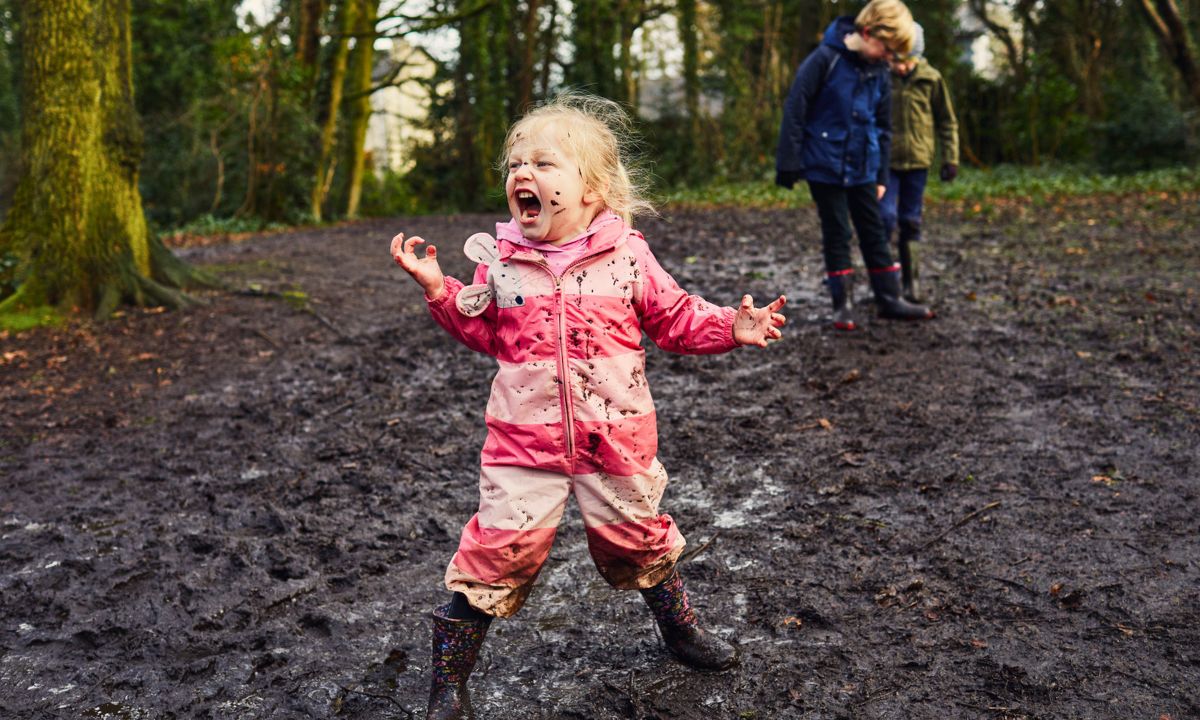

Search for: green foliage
xmin=132 ymin=0 xmax=317 ymax=229
xmin=663 ymin=164 xmax=1200 ymax=210
xmin=169 ymin=213 xmax=287 ymax=237
xmin=358 ymin=168 xmax=425 ymax=217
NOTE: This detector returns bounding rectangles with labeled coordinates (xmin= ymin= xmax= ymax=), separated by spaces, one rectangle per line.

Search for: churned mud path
xmin=2 ymin=196 xmax=1198 ymax=719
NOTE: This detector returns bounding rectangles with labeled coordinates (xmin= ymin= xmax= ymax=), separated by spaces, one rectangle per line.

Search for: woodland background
xmin=1 ymin=0 xmax=1197 ymax=237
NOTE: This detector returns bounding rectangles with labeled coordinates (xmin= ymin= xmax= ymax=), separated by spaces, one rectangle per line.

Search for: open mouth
xmin=515 ymin=189 xmax=542 ymax=223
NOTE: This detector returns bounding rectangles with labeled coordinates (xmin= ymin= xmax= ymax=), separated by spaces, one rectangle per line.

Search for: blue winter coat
xmin=775 ymin=17 xmax=893 ymax=188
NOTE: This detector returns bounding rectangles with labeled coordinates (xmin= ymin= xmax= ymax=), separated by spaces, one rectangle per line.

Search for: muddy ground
xmin=2 ymin=195 xmax=1198 ymax=720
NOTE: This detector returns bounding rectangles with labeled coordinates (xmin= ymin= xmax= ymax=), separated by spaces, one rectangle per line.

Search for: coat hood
xmin=822 ymin=16 xmax=858 ymax=53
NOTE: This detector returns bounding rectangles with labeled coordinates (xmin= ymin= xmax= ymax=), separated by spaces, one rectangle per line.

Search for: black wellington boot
xmin=640 ymin=568 xmax=738 ymax=670
xmin=897 ymin=220 xmax=923 ymax=303
xmin=826 ymin=271 xmax=857 ymax=331
xmin=428 ymin=605 xmax=491 ymax=720
xmin=869 ymin=266 xmax=934 ymax=321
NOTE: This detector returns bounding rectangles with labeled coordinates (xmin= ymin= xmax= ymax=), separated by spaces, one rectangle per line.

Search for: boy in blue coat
xmin=775 ymin=0 xmax=933 ymax=331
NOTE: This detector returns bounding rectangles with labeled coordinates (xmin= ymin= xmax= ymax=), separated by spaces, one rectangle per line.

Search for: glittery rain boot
xmin=427 ymin=604 xmax=491 ymax=720
xmin=640 ymin=568 xmax=738 ymax=670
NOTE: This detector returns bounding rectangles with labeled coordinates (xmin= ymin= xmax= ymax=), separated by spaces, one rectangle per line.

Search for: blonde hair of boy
xmin=500 ymin=91 xmax=654 ymax=226
xmin=855 ymin=0 xmax=915 ymax=57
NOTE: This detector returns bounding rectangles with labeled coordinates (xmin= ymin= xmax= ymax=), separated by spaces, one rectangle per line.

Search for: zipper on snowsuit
xmin=518 ymin=249 xmax=614 ymax=465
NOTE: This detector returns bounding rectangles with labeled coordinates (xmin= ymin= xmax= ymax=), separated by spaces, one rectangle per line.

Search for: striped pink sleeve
xmin=426 ymin=265 xmax=499 ymax=356
xmin=630 ymin=235 xmax=738 ymax=355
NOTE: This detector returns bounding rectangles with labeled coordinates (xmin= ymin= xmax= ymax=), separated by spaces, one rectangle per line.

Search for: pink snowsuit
xmin=426 ymin=211 xmax=739 ymax=617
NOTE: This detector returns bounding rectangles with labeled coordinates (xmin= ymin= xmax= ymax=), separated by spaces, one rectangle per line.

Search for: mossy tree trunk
xmin=311 ymin=0 xmax=356 ymax=222
xmin=341 ymin=0 xmax=380 ymax=220
xmin=0 ymin=0 xmax=210 ymax=318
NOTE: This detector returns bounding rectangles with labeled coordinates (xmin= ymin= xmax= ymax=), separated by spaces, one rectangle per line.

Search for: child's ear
xmin=583 ymin=183 xmax=606 ymax=206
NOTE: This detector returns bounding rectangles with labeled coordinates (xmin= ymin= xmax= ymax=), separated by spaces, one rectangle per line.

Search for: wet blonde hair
xmin=855 ymin=0 xmax=915 ymax=57
xmin=500 ymin=91 xmax=653 ymax=225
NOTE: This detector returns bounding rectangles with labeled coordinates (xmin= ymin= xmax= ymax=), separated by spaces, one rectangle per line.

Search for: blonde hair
xmin=855 ymin=0 xmax=915 ymax=57
xmin=500 ymin=91 xmax=654 ymax=225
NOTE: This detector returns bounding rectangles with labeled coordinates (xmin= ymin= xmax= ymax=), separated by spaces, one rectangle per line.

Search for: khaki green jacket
xmin=889 ymin=60 xmax=959 ymax=170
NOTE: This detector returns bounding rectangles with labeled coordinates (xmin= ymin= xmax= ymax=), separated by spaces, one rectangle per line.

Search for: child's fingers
xmin=771 ymin=313 xmax=786 ymax=326
xmin=404 ymin=236 xmax=426 ymax=256
xmin=741 ymin=294 xmax=754 ymax=311
xmin=766 ymin=295 xmax=787 ymax=313
xmin=424 ymin=244 xmax=437 ymax=260
xmin=390 ymin=233 xmax=406 ymax=258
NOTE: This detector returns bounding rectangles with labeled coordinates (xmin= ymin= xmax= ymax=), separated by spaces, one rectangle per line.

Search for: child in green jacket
xmin=880 ymin=23 xmax=958 ymax=302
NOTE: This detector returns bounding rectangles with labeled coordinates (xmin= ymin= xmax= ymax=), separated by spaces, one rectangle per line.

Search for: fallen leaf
xmin=781 ymin=616 xmax=803 ymax=629
xmin=970 ymin=638 xmax=988 ymax=649
xmin=1076 ymin=351 xmax=1092 ymax=359
xmin=1050 ymin=583 xmax=1063 ymax=596
xmin=1115 ymin=623 xmax=1134 ymax=637
xmin=841 ymin=369 xmax=861 ymax=384
xmin=818 ymin=418 xmax=833 ymax=431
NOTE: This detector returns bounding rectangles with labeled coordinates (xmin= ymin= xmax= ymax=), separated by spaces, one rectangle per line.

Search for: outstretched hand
xmin=390 ymin=232 xmax=445 ymax=299
xmin=733 ymin=294 xmax=787 ymax=347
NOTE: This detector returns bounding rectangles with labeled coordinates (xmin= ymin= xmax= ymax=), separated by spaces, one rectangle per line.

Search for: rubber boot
xmin=427 ymin=605 xmax=491 ymax=720
xmin=897 ymin=220 xmax=922 ymax=303
xmin=826 ymin=270 xmax=856 ymax=331
xmin=869 ymin=266 xmax=934 ymax=321
xmin=640 ymin=568 xmax=738 ymax=670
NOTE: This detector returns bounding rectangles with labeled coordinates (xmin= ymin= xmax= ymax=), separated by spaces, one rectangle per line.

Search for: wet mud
xmin=2 ymin=195 xmax=1198 ymax=719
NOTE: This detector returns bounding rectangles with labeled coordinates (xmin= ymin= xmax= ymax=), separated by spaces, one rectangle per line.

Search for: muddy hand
xmin=733 ymin=294 xmax=787 ymax=348
xmin=391 ymin=232 xmax=445 ymax=299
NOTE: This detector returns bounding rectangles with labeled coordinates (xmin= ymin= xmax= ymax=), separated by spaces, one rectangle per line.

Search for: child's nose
xmin=513 ymin=162 xmax=533 ymax=180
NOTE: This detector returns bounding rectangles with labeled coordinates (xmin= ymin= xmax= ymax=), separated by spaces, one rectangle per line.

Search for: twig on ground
xmin=337 ymin=685 xmax=414 ymax=717
xmin=678 ymin=531 xmax=720 ymax=564
xmin=919 ymin=501 xmax=1002 ymax=550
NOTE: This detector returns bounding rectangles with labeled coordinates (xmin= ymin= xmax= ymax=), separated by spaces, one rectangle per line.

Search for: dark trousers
xmin=808 ymin=181 xmax=894 ymax=273
xmin=880 ymin=168 xmax=929 ymax=237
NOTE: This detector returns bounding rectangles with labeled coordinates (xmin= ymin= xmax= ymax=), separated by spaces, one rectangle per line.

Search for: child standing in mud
xmin=390 ymin=92 xmax=787 ymax=719
xmin=880 ymin=21 xmax=959 ymax=303
xmin=775 ymin=0 xmax=934 ymax=330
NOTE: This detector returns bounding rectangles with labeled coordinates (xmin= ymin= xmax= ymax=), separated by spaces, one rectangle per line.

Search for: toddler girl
xmin=391 ymin=93 xmax=786 ymax=719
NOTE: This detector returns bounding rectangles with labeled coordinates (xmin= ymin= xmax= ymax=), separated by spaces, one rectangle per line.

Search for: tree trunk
xmin=679 ymin=0 xmax=702 ymax=179
xmin=1138 ymin=0 xmax=1200 ymax=106
xmin=341 ymin=0 xmax=380 ymax=219
xmin=0 ymin=0 xmax=210 ymax=317
xmin=311 ymin=0 xmax=356 ymax=222
xmin=516 ymin=0 xmax=542 ymax=112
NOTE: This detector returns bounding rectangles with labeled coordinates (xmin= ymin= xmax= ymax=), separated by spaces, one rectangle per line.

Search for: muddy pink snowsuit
xmin=426 ymin=212 xmax=739 ymax=618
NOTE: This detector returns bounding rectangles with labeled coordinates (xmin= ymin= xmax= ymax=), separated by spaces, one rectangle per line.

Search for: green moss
xmin=0 ymin=305 xmax=66 ymax=332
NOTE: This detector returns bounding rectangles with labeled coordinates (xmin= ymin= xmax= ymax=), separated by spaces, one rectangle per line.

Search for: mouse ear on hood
xmin=463 ymin=232 xmax=500 ymax=265
xmin=455 ymin=282 xmax=494 ymax=317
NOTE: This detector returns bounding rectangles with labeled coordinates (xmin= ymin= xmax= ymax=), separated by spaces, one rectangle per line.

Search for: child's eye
xmin=537 ymin=161 xmax=554 ymax=168
xmin=508 ymin=161 xmax=521 ymax=170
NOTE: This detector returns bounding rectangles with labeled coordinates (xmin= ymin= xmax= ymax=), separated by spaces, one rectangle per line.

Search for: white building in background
xmin=365 ymin=38 xmax=440 ymax=174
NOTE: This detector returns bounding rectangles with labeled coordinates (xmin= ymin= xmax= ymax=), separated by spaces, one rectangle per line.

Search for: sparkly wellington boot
xmin=640 ymin=568 xmax=738 ymax=670
xmin=869 ymin=266 xmax=934 ymax=321
xmin=826 ymin=270 xmax=857 ymax=331
xmin=427 ymin=605 xmax=491 ymax=720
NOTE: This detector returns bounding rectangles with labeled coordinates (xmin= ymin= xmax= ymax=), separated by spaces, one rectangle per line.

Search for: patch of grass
xmin=167 ymin=214 xmax=289 ymax=237
xmin=661 ymin=164 xmax=1200 ymax=210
